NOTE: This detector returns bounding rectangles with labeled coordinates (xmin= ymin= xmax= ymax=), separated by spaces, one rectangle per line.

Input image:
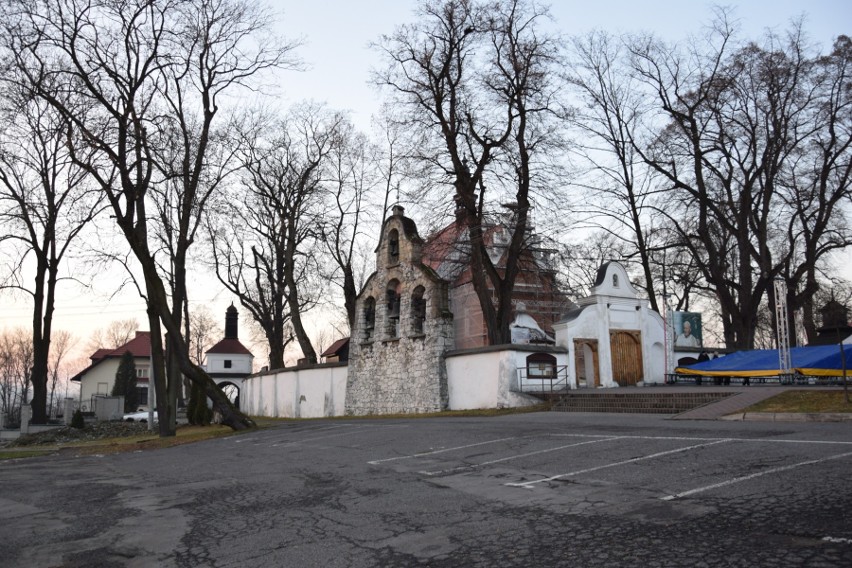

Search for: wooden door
xmin=574 ymin=339 xmax=599 ymax=388
xmin=610 ymin=330 xmax=643 ymax=386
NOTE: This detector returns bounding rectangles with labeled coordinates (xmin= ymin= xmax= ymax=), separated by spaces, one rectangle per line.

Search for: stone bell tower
xmin=345 ymin=206 xmax=454 ymax=415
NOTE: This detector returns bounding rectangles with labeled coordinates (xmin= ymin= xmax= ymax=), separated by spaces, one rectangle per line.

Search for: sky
xmin=277 ymin=0 xmax=851 ymax=131
xmin=1 ymin=0 xmax=849 ymax=367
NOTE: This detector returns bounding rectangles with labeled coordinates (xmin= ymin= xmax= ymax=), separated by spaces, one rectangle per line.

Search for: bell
xmin=388 ymin=299 xmax=400 ymax=318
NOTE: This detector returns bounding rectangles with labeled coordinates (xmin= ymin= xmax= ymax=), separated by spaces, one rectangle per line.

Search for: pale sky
xmin=278 ymin=0 xmax=850 ymax=130
xmin=1 ymin=0 xmax=849 ymax=366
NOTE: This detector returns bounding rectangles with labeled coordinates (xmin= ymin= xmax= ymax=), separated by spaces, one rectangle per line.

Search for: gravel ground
xmin=4 ymin=421 xmax=151 ymax=447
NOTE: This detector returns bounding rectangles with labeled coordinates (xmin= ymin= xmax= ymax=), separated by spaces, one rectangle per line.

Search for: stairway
xmin=550 ymin=391 xmax=734 ymax=414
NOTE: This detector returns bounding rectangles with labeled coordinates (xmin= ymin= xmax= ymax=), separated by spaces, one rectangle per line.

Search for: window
xmin=363 ymin=297 xmax=376 ymax=341
xmin=387 ymin=229 xmax=400 ymax=264
xmin=526 ymin=353 xmax=557 ymax=378
xmin=136 ymin=367 xmax=149 ymax=378
xmin=612 ymin=274 xmax=619 ymax=287
xmin=411 ymin=285 xmax=426 ymax=334
xmin=224 ymin=360 xmax=232 ymax=369
xmin=97 ymin=382 xmax=109 ymax=395
xmin=386 ymin=279 xmax=401 ymax=338
xmin=137 ymin=386 xmax=148 ymax=405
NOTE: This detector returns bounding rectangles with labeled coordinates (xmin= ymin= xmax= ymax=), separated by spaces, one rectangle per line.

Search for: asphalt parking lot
xmin=2 ymin=412 xmax=851 ymax=567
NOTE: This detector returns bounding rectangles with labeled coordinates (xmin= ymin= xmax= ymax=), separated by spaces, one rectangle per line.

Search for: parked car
xmin=123 ymin=410 xmax=157 ymax=423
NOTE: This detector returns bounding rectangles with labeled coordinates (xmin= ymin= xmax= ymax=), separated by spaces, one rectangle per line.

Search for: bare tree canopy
xmin=374 ymin=0 xmax=569 ymax=344
xmin=0 ymin=327 xmax=34 ymax=426
xmin=0 ymin=63 xmax=103 ymax=423
xmin=5 ymin=0 xmax=300 ymax=432
xmin=569 ymin=10 xmax=852 ymax=349
xmin=85 ymin=319 xmax=140 ymax=353
xmin=211 ymin=104 xmax=347 ymax=367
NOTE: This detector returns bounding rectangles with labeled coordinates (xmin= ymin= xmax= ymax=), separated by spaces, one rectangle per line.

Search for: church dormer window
xmin=411 ymin=286 xmax=426 ymax=334
xmin=388 ymin=229 xmax=399 ymax=265
xmin=386 ymin=279 xmax=401 ymax=338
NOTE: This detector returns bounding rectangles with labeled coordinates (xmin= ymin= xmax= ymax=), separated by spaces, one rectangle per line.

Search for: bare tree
xmin=568 ymin=31 xmax=664 ymax=312
xmin=0 ymin=327 xmax=33 ymax=425
xmin=622 ymin=14 xmax=852 ymax=348
xmin=85 ymin=319 xmax=140 ymax=352
xmin=779 ymin=35 xmax=852 ymax=342
xmin=375 ymin=0 xmax=568 ymax=344
xmin=0 ymin=72 xmax=102 ymax=424
xmin=322 ymin=118 xmax=379 ymax=330
xmin=46 ymin=329 xmax=75 ymax=418
xmin=211 ymin=105 xmax=343 ymax=367
xmin=557 ymin=231 xmax=632 ymax=298
xmin=7 ymin=0 xmax=299 ymax=432
xmin=187 ymin=306 xmax=222 ymax=366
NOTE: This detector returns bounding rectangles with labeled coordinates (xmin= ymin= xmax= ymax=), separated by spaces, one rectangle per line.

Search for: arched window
xmin=612 ymin=273 xmax=619 ymax=287
xmin=527 ymin=352 xmax=557 ymax=378
xmin=362 ymin=297 xmax=375 ymax=341
xmin=386 ymin=279 xmax=401 ymax=338
xmin=387 ymin=229 xmax=400 ymax=265
xmin=411 ymin=285 xmax=426 ymax=335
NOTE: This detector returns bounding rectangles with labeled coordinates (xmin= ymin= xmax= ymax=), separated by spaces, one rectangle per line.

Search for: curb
xmin=721 ymin=412 xmax=852 ymax=423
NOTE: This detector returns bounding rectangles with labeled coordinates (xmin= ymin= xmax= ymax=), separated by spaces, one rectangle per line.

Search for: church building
xmin=346 ymin=206 xmax=454 ymax=415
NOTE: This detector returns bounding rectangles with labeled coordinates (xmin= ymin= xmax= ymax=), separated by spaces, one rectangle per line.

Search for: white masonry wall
xmin=446 ymin=348 xmax=562 ymax=410
xmin=241 ymin=364 xmax=348 ymax=418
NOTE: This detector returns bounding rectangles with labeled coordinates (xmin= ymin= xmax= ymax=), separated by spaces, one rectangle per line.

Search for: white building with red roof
xmin=71 ymin=331 xmax=153 ymax=412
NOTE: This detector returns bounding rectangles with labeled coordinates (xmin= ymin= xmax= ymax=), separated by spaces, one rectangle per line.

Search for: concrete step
xmin=551 ymin=392 xmax=733 ymax=414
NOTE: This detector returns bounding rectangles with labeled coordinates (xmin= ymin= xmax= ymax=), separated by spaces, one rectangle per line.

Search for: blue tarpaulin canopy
xmin=676 ymin=344 xmax=852 ymax=377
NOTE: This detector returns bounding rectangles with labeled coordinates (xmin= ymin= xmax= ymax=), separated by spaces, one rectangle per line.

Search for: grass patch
xmin=63 ymin=425 xmax=236 ymax=456
xmin=745 ymin=390 xmax=852 ymax=413
xmin=0 ymin=449 xmax=56 ymax=460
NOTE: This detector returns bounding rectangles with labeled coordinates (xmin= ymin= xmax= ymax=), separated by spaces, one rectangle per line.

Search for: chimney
xmin=225 ymin=303 xmax=238 ymax=339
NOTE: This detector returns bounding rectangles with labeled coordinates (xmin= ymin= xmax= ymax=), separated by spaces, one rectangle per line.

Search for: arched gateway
xmin=204 ymin=304 xmax=254 ymax=410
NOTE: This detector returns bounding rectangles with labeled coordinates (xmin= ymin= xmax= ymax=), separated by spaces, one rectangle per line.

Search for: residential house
xmin=71 ymin=331 xmax=152 ymax=412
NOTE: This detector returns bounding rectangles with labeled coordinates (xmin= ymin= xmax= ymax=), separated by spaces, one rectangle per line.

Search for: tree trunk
xmin=29 ymin=343 xmax=49 ymax=424
xmin=146 ymin=312 xmax=174 ymax=438
xmin=343 ymin=267 xmax=357 ymax=331
xmin=28 ymin=259 xmax=55 ymax=425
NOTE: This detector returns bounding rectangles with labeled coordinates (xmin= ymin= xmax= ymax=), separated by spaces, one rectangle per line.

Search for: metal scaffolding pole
xmin=774 ymin=279 xmax=792 ymax=383
xmin=663 ymin=293 xmax=675 ymax=381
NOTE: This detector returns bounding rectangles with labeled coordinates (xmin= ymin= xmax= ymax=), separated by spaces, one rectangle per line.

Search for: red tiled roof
xmin=72 ymin=331 xmax=152 ymax=382
xmin=107 ymin=331 xmax=152 ymax=358
xmin=90 ymin=348 xmax=112 ymax=362
xmin=321 ymin=337 xmax=350 ymax=357
xmin=422 ymin=220 xmax=465 ymax=271
xmin=206 ymin=338 xmax=253 ymax=355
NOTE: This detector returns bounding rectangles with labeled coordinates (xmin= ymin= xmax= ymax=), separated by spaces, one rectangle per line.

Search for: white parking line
xmin=234 ymin=424 xmax=353 ymax=443
xmin=506 ymin=439 xmax=732 ymax=489
xmin=740 ymin=438 xmax=852 ymax=446
xmin=271 ymin=425 xmax=408 ymax=447
xmin=553 ymin=434 xmax=852 ymax=446
xmin=419 ymin=437 xmax=622 ymax=476
xmin=660 ymin=450 xmax=852 ymax=501
xmin=367 ymin=437 xmax=518 ymax=465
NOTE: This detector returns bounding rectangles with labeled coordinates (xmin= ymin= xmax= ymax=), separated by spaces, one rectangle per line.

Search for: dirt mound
xmin=9 ymin=421 xmax=151 ymax=447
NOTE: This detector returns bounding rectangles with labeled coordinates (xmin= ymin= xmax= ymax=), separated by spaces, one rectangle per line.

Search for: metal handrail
xmin=515 ymin=365 xmax=574 ymax=393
